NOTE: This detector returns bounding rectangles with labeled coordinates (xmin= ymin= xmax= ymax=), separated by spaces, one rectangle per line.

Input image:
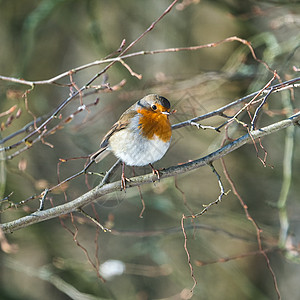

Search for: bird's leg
xmin=149 ymin=163 xmax=160 ymax=180
xmin=121 ymin=162 xmax=131 ymax=190
xmin=121 ymin=162 xmax=126 ymax=190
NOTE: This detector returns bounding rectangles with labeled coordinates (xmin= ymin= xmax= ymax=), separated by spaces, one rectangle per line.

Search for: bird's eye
xmin=151 ymin=104 xmax=157 ymax=111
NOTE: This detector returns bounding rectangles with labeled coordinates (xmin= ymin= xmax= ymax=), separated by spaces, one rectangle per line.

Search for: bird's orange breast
xmin=137 ymin=109 xmax=172 ymax=142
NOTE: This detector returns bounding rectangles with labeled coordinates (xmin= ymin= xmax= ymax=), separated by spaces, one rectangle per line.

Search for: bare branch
xmin=1 ymin=112 xmax=299 ymax=233
xmin=0 ymin=36 xmax=274 ymax=87
xmin=172 ymin=77 xmax=300 ymax=130
xmin=0 ymin=0 xmax=179 ymax=156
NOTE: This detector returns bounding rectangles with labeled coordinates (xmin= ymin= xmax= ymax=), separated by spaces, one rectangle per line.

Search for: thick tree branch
xmin=1 ymin=112 xmax=299 ymax=233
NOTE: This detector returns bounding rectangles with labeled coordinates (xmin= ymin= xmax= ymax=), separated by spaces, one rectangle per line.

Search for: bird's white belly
xmin=108 ymin=116 xmax=171 ymax=166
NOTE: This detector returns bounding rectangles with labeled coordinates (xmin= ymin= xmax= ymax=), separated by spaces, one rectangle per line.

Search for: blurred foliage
xmin=0 ymin=0 xmax=300 ymax=299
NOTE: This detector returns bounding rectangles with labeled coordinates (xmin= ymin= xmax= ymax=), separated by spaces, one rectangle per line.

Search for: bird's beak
xmin=162 ymin=111 xmax=170 ymax=115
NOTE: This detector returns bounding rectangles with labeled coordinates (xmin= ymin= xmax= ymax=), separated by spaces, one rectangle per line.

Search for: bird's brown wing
xmin=91 ymin=109 xmax=137 ymax=163
xmin=100 ymin=110 xmax=137 ymax=147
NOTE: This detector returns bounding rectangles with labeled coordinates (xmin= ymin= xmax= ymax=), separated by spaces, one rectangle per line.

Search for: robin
xmin=90 ymin=94 xmax=172 ymax=189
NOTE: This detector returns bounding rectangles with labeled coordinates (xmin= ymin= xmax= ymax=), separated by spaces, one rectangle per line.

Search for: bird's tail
xmin=90 ymin=147 xmax=110 ymax=163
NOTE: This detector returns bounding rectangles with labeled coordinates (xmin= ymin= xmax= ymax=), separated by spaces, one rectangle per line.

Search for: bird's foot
xmin=121 ymin=170 xmax=131 ymax=191
xmin=149 ymin=163 xmax=160 ymax=181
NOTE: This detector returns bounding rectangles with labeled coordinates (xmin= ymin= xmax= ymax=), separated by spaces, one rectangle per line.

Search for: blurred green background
xmin=1 ymin=0 xmax=300 ymax=299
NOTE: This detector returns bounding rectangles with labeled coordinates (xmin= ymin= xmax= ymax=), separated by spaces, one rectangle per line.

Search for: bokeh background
xmin=1 ymin=0 xmax=300 ymax=299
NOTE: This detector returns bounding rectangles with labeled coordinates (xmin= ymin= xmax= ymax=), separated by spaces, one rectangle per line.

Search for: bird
xmin=90 ymin=94 xmax=172 ymax=189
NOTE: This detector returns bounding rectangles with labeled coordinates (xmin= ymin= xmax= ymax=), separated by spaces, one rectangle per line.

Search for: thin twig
xmin=181 ymin=215 xmax=197 ymax=294
xmin=209 ymin=163 xmax=226 ymax=203
xmin=78 ymin=208 xmax=111 ymax=232
xmin=216 ymin=72 xmax=278 ymax=131
xmin=38 ymin=189 xmax=48 ymax=211
xmin=251 ymin=72 xmax=279 ymax=130
xmin=174 ymin=176 xmax=194 ymax=215
xmin=195 ymin=247 xmax=280 ymax=267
